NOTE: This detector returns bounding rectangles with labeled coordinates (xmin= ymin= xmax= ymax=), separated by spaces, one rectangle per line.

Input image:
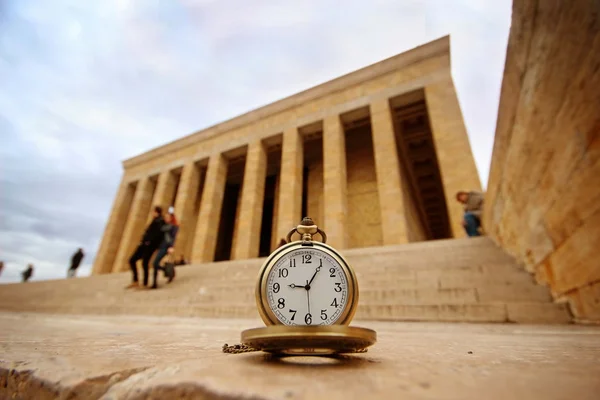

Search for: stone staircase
xmin=0 ymin=237 xmax=572 ymax=323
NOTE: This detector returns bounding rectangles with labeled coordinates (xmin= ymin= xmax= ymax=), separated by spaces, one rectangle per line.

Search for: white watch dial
xmin=266 ymin=247 xmax=348 ymax=325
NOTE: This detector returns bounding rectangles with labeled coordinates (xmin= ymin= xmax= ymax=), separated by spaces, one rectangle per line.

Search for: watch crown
xmin=285 ymin=217 xmax=327 ymax=245
xmin=300 ymin=217 xmax=314 ymax=226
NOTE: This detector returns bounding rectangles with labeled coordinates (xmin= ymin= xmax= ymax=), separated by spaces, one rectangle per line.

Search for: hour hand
xmin=288 ymin=283 xmax=305 ymax=289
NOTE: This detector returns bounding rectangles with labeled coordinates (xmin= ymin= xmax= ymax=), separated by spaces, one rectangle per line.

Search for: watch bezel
xmin=255 ymin=240 xmax=358 ymax=326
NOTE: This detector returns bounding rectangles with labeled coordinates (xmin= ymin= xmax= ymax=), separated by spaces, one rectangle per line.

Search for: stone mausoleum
xmin=92 ymin=36 xmax=481 ymax=275
xmin=2 ymin=2 xmax=599 ymax=396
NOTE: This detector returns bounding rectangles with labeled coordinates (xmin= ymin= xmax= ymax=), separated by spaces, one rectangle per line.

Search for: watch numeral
xmin=278 ymin=268 xmax=288 ymax=278
xmin=302 ymin=254 xmax=312 ymax=264
xmin=334 ymin=282 xmax=342 ymax=292
xmin=331 ymin=298 xmax=338 ymax=307
xmin=289 ymin=258 xmax=296 ymax=268
xmin=329 ymin=267 xmax=336 ymax=277
xmin=320 ymin=309 xmax=328 ymax=320
xmin=277 ymin=298 xmax=285 ymax=309
xmin=289 ymin=309 xmax=297 ymax=321
xmin=305 ymin=313 xmax=312 ymax=325
xmin=273 ymin=283 xmax=280 ymax=293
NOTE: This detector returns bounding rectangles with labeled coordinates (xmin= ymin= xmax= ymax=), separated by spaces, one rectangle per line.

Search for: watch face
xmin=265 ymin=247 xmax=349 ymax=326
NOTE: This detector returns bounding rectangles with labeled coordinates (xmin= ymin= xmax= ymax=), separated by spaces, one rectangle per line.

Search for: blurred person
xmin=126 ymin=206 xmax=164 ymax=289
xmin=67 ymin=248 xmax=85 ymax=278
xmin=21 ymin=264 xmax=34 ymax=282
xmin=0 ymin=261 xmax=3 ymax=276
xmin=152 ymin=207 xmax=179 ymax=289
xmin=456 ymin=190 xmax=484 ymax=237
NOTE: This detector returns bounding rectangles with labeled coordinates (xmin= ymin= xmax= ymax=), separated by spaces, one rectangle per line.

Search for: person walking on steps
xmin=126 ymin=206 xmax=164 ymax=289
xmin=151 ymin=207 xmax=179 ymax=289
xmin=67 ymin=248 xmax=85 ymax=278
xmin=456 ymin=190 xmax=484 ymax=237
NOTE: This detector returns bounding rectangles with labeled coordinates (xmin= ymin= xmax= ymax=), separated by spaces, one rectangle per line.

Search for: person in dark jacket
xmin=151 ymin=207 xmax=179 ymax=289
xmin=67 ymin=248 xmax=85 ymax=278
xmin=126 ymin=206 xmax=164 ymax=289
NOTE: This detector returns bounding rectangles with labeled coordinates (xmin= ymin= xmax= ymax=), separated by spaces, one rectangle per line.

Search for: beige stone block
xmin=506 ymin=303 xmax=572 ymax=324
xmin=369 ymin=99 xmax=409 ymax=245
xmin=323 ymin=114 xmax=349 ymax=249
xmin=565 ymin=281 xmax=600 ymax=322
xmin=232 ymin=141 xmax=267 ymax=260
xmin=191 ymin=154 xmax=228 ymax=263
xmin=548 ymin=208 xmax=600 ymax=294
xmin=544 ymin=151 xmax=600 ymax=247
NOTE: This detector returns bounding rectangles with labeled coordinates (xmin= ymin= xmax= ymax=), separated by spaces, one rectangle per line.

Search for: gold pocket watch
xmin=224 ymin=217 xmax=376 ymax=356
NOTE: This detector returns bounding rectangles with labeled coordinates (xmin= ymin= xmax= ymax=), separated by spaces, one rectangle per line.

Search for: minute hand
xmin=308 ymin=260 xmax=323 ymax=286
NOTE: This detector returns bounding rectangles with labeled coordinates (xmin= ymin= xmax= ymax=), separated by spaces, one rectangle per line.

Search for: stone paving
xmin=1 ymin=312 xmax=599 ymax=399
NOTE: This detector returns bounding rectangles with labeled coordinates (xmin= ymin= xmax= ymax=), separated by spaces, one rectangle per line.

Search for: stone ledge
xmin=1 ymin=312 xmax=599 ymax=399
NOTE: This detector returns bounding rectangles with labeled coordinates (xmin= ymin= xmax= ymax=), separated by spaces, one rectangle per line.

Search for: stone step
xmin=0 ymin=301 xmax=571 ymax=324
xmin=191 ymin=285 xmax=552 ymax=304
xmin=0 ymin=237 xmax=570 ymax=324
xmin=152 ymin=263 xmax=531 ymax=284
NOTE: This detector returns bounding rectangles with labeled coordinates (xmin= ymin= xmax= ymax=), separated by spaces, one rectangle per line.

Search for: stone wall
xmin=484 ymin=0 xmax=600 ymax=322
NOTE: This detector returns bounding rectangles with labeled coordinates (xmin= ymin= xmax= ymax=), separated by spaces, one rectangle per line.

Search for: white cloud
xmin=0 ymin=0 xmax=512 ymax=283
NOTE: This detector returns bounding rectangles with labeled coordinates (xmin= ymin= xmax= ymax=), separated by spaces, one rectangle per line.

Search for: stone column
xmin=270 ymin=174 xmax=280 ymax=252
xmin=370 ymin=98 xmax=410 ymax=245
xmin=173 ymin=161 xmax=201 ymax=260
xmin=425 ymin=76 xmax=482 ymax=238
xmin=232 ymin=141 xmax=267 ymax=260
xmin=191 ymin=153 xmax=228 ymax=263
xmin=275 ymin=127 xmax=303 ymax=242
xmin=323 ymin=115 xmax=349 ymax=249
xmin=92 ymin=177 xmax=136 ymax=274
xmin=147 ymin=170 xmax=177 ymax=224
xmin=112 ymin=176 xmax=155 ymax=272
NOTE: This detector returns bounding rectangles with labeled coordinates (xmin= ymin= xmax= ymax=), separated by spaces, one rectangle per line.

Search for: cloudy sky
xmin=0 ymin=0 xmax=512 ymax=283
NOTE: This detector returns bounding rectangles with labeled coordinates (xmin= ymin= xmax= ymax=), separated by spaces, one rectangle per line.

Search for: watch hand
xmin=288 ymin=283 xmax=305 ymax=289
xmin=306 ymin=280 xmax=311 ymax=315
xmin=308 ymin=261 xmax=322 ymax=286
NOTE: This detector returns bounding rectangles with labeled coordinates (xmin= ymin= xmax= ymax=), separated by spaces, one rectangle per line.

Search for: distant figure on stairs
xmin=67 ymin=248 xmax=85 ymax=278
xmin=21 ymin=264 xmax=34 ymax=282
xmin=126 ymin=206 xmax=165 ymax=289
xmin=456 ymin=190 xmax=484 ymax=237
